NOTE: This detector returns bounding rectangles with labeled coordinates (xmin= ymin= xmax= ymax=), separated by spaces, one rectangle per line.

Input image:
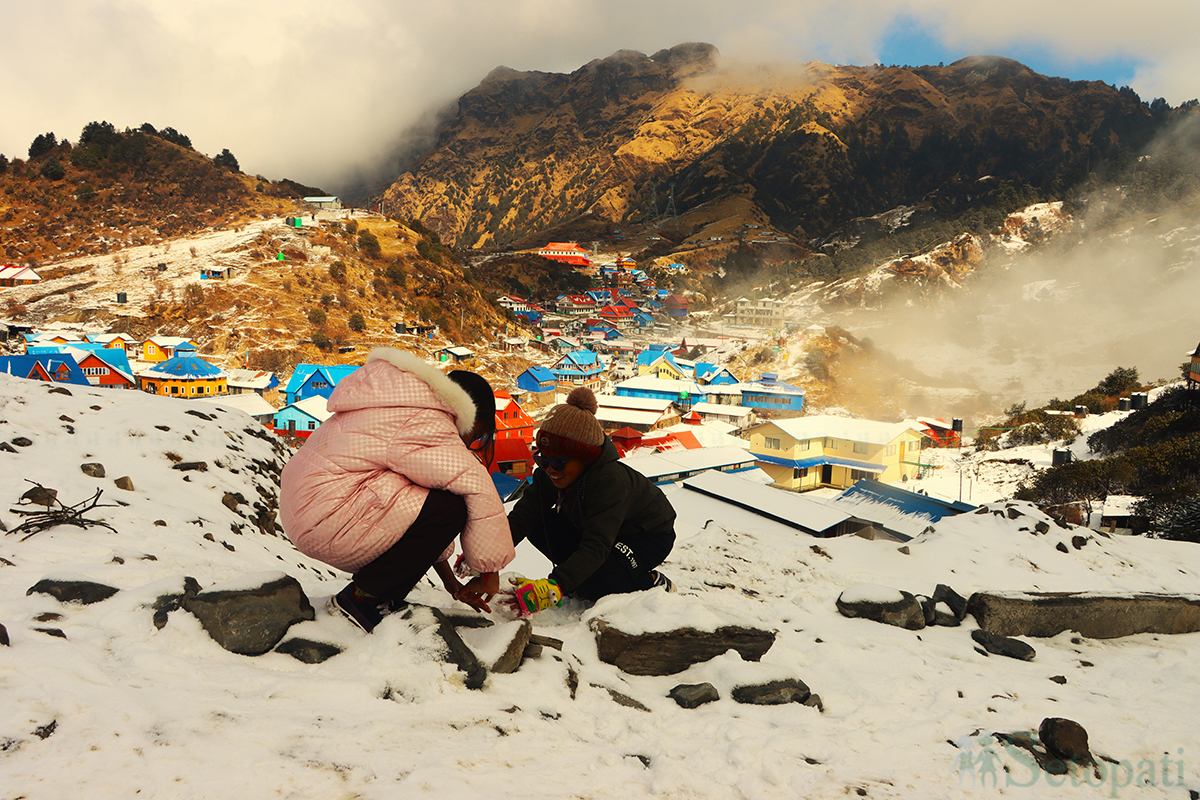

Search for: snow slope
xmin=0 ymin=374 xmax=1198 ymax=799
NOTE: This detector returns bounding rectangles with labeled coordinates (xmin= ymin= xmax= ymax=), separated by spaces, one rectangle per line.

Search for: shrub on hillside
xmin=310 ymin=331 xmax=330 ymax=351
xmin=39 ymin=157 xmax=65 ymax=181
xmin=328 ymin=262 xmax=347 ymax=283
xmin=358 ymin=229 xmax=381 ymax=259
xmin=28 ymin=133 xmax=57 ymax=159
xmin=213 ymin=148 xmax=240 ymax=172
xmin=307 ymin=308 xmax=327 ymax=326
xmin=384 ymin=263 xmax=406 ymax=286
xmin=348 ymin=313 xmax=366 ymax=333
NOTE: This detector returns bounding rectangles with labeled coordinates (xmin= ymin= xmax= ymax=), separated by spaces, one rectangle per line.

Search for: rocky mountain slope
xmin=381 ymin=44 xmax=1163 ymax=252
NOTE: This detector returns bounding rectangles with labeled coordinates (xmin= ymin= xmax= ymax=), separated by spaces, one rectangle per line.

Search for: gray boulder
xmin=275 ymin=638 xmax=344 ymax=664
xmin=27 ymin=578 xmax=119 ymax=605
xmin=1039 ymin=717 xmax=1091 ymax=763
xmin=836 ymin=585 xmax=926 ymax=630
xmin=732 ymin=678 xmax=811 ymax=706
xmin=967 ymin=591 xmax=1200 ymax=639
xmin=183 ymin=574 xmax=314 ymax=656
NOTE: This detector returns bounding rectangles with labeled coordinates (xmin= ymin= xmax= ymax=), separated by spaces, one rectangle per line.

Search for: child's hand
xmin=456 ymin=572 xmax=499 ymax=613
xmin=510 ymin=575 xmax=562 ymax=617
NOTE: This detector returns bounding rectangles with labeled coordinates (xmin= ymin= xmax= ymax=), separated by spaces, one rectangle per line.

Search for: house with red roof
xmin=538 ymin=243 xmax=592 ymax=267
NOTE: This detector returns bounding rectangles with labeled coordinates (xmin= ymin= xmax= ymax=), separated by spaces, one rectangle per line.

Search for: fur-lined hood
xmin=324 ymin=347 xmax=477 ymax=436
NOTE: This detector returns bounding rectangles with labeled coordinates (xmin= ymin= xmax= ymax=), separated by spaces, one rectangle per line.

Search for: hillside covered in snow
xmin=1 ymin=374 xmax=1198 ymax=799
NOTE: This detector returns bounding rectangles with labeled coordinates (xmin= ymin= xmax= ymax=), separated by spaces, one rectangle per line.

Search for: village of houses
xmin=0 ymin=234 xmax=985 ymax=541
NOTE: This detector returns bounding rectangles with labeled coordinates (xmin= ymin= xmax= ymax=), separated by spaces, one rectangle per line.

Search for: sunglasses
xmin=532 ymin=450 xmax=570 ymax=471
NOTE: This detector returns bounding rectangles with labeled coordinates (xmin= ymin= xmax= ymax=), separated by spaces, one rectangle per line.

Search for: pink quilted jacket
xmin=279 ymin=348 xmax=514 ymax=574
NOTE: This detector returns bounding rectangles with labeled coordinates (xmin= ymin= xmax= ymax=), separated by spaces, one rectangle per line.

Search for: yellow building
xmin=748 ymin=414 xmax=929 ymax=492
xmin=142 ymin=336 xmax=199 ymax=363
xmin=637 ymin=353 xmax=688 ymax=381
xmin=138 ymin=352 xmax=227 ymax=398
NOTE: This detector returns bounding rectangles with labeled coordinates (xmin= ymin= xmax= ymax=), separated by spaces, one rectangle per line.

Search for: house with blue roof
xmin=0 ymin=353 xmax=90 ymax=386
xmin=737 ymin=373 xmax=805 ymax=413
xmin=694 ymin=363 xmax=739 ymax=385
xmin=29 ymin=344 xmax=135 ymax=389
xmin=273 ymin=395 xmax=333 ymax=439
xmin=614 ymin=375 xmax=703 ymax=410
xmin=516 ymin=366 xmax=557 ymax=408
xmin=637 ymin=351 xmax=690 ymax=380
xmin=138 ymin=353 xmax=227 ymax=398
xmin=551 ymin=350 xmax=605 ymax=390
xmin=284 ymin=363 xmax=360 ymax=405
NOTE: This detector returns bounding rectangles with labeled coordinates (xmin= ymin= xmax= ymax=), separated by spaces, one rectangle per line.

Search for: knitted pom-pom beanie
xmin=536 ymin=387 xmax=605 ymax=463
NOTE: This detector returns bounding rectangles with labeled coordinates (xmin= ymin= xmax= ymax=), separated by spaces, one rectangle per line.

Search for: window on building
xmin=886 ymin=444 xmax=897 ymax=457
xmin=793 ymin=467 xmax=808 ymax=479
xmin=797 ymin=439 xmax=811 ymax=451
xmin=171 ymin=386 xmax=179 ymax=395
xmin=825 ymin=438 xmax=839 ymax=450
xmin=765 ymin=437 xmax=780 ymax=450
xmin=308 ymin=421 xmax=316 ymax=430
xmin=853 ymin=441 xmax=868 ymax=455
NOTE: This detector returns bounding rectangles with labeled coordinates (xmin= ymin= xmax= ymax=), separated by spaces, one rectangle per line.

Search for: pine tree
xmin=213 ymin=148 xmax=240 ymax=172
xmin=28 ymin=132 xmax=57 ymax=159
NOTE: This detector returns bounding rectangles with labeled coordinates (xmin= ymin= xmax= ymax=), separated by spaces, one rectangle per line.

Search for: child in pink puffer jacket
xmin=279 ymin=348 xmax=514 ymax=632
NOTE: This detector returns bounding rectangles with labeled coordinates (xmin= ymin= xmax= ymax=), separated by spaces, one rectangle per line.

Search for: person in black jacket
xmin=505 ymin=387 xmax=676 ymax=614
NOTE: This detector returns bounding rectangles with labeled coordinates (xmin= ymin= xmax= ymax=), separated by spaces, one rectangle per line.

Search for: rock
xmin=1039 ymin=717 xmax=1091 ymax=763
xmin=35 ymin=627 xmax=66 ymax=638
xmin=0 ymin=622 xmax=7 ymax=646
xmin=966 ymin=591 xmax=1200 ymax=639
xmin=185 ymin=409 xmax=214 ymax=421
xmin=113 ymin=476 xmax=135 ymax=491
xmin=731 ymin=678 xmax=811 ymax=706
xmin=1071 ymin=535 xmax=1088 ymax=549
xmin=529 ymin=633 xmax=564 ymax=651
xmin=1006 ymin=506 xmax=1023 ymax=519
xmin=27 ymin=578 xmax=119 ymax=605
xmin=602 ymin=686 xmax=650 ymax=712
xmin=12 ymin=437 xmax=32 ymax=447
xmin=150 ymin=577 xmax=202 ymax=630
xmin=1034 ymin=520 xmax=1051 ymax=533
xmin=425 ymin=607 xmax=487 ymax=689
xmin=20 ymin=486 xmax=57 ymax=507
xmin=275 ymin=638 xmax=344 ymax=664
xmin=897 ymin=545 xmax=910 ymax=555
xmin=80 ymin=463 xmax=106 ymax=478
xmin=932 ymin=584 xmax=969 ymax=620
xmin=591 ymin=618 xmax=776 ymax=676
xmin=484 ymin=619 xmax=532 ymax=674
xmin=1049 ymin=675 xmax=1067 ymax=684
xmin=221 ymin=492 xmax=245 ymax=512
xmin=1056 ymin=542 xmax=1070 ymax=553
xmin=172 ymin=462 xmax=208 ymax=472
xmin=917 ymin=595 xmax=935 ymax=626
xmin=836 ymin=585 xmax=926 ymax=630
xmin=182 ymin=574 xmax=315 ymax=656
xmin=669 ymin=682 xmax=720 ymax=708
xmin=48 ymin=387 xmax=72 ymax=396
xmin=803 ymin=693 xmax=824 ymax=712
xmin=932 ymin=601 xmax=962 ymax=627
xmin=970 ymin=629 xmax=1036 ymax=661
xmin=0 ymin=442 xmax=16 ymax=453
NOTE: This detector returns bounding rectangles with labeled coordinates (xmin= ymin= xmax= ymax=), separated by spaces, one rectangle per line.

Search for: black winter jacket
xmin=507 ymin=438 xmax=676 ymax=593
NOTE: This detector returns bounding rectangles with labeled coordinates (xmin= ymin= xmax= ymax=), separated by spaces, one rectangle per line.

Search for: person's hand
xmin=510 ymin=576 xmax=562 ymax=616
xmin=455 ymin=572 xmax=499 ymax=613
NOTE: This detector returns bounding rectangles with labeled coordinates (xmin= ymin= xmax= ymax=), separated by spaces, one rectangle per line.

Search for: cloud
xmin=1 ymin=0 xmax=1196 ymax=193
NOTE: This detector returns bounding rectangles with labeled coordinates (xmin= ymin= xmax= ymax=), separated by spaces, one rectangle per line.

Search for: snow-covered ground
xmin=0 ymin=374 xmax=1198 ymax=799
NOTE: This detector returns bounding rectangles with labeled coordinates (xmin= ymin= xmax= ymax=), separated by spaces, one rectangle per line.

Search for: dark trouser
xmin=352 ymin=489 xmax=467 ymax=602
xmin=524 ymin=512 xmax=675 ymax=602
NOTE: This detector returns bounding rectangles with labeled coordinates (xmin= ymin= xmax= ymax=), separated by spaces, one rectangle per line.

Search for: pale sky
xmin=2 ymin=0 xmax=1196 ymax=192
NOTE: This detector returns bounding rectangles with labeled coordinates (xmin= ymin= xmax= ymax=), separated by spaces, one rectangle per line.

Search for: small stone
xmin=48 ymin=387 xmax=72 ymax=396
xmin=114 ymin=476 xmax=135 ymax=491
xmin=0 ymin=622 xmax=8 ymax=646
xmin=970 ymin=629 xmax=1036 ymax=661
xmin=154 ymin=520 xmax=167 ymax=526
xmin=80 ymin=463 xmax=106 ymax=478
xmin=0 ymin=442 xmax=15 ymax=453
xmin=35 ymin=627 xmax=66 ymax=638
xmin=1056 ymin=542 xmax=1070 ymax=553
xmin=668 ymin=682 xmax=720 ymax=709
xmin=275 ymin=638 xmax=344 ymax=664
xmin=1049 ymin=675 xmax=1067 ymax=684
xmin=12 ymin=437 xmax=33 ymax=447
xmin=1039 ymin=717 xmax=1091 ymax=763
xmin=803 ymin=693 xmax=824 ymax=712
xmin=1071 ymin=535 xmax=1088 ymax=549
xmin=603 ymin=687 xmax=650 ymax=712
xmin=172 ymin=461 xmax=208 ymax=472
xmin=897 ymin=545 xmax=910 ymax=555
xmin=1034 ymin=521 xmax=1051 ymax=533
xmin=1006 ymin=507 xmax=1023 ymax=519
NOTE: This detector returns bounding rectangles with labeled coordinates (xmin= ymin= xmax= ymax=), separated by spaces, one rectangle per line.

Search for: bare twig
xmin=8 ymin=482 xmax=119 ymax=541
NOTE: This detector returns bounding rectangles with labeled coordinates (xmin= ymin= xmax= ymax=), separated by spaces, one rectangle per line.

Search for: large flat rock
xmin=967 ymin=591 xmax=1200 ymax=639
xmin=591 ymin=618 xmax=775 ymax=676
